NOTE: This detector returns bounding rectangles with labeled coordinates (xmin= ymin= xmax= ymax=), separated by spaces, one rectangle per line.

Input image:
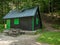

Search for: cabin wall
xmin=10 ymin=17 xmax=32 ymax=30
xmin=19 ymin=17 xmax=32 ymax=30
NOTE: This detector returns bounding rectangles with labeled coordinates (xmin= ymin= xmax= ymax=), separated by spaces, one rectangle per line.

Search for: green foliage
xmin=53 ymin=0 xmax=60 ymax=11
xmin=37 ymin=32 xmax=60 ymax=45
xmin=0 ymin=24 xmax=4 ymax=32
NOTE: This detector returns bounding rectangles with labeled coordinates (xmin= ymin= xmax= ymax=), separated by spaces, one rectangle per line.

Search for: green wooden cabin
xmin=3 ymin=7 xmax=42 ymax=31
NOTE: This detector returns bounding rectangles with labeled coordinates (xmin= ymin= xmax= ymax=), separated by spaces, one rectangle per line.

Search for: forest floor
xmin=0 ymin=34 xmax=50 ymax=45
xmin=43 ymin=22 xmax=60 ymax=32
xmin=0 ymin=22 xmax=59 ymax=45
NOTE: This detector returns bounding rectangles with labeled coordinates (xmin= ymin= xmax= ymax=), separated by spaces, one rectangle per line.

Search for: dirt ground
xmin=43 ymin=22 xmax=60 ymax=32
xmin=0 ymin=33 xmax=50 ymax=45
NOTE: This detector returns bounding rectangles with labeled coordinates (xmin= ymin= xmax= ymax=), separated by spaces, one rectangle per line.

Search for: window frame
xmin=14 ymin=18 xmax=19 ymax=25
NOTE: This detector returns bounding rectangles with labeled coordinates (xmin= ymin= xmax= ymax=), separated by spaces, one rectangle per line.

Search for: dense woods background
xmin=0 ymin=0 xmax=60 ymax=25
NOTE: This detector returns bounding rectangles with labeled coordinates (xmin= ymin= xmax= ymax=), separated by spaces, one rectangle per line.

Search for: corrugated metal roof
xmin=3 ymin=7 xmax=38 ymax=19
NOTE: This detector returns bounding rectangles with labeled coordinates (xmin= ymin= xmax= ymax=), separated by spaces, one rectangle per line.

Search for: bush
xmin=0 ymin=24 xmax=4 ymax=32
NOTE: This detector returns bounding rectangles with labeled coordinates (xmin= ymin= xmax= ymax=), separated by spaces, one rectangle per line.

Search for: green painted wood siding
xmin=14 ymin=19 xmax=19 ymax=25
xmin=6 ymin=19 xmax=10 ymax=29
xmin=32 ymin=17 xmax=34 ymax=30
xmin=36 ymin=17 xmax=39 ymax=25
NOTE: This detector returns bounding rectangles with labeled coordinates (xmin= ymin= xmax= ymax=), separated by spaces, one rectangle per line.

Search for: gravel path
xmin=0 ymin=34 xmax=49 ymax=45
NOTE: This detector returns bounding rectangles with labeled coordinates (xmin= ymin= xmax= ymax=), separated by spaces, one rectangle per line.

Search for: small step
xmin=3 ymin=29 xmax=36 ymax=35
xmin=20 ymin=30 xmax=36 ymax=35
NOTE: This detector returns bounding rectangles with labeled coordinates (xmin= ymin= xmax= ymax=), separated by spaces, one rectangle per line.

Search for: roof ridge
xmin=3 ymin=6 xmax=38 ymax=19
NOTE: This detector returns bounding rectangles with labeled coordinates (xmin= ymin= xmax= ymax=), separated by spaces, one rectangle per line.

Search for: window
xmin=14 ymin=19 xmax=19 ymax=25
xmin=36 ymin=17 xmax=39 ymax=25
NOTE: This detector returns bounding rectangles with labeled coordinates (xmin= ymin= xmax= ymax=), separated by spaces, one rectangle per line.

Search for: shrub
xmin=0 ymin=24 xmax=4 ymax=32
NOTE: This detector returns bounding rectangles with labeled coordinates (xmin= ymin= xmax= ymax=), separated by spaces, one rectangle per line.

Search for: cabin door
xmin=6 ymin=19 xmax=10 ymax=29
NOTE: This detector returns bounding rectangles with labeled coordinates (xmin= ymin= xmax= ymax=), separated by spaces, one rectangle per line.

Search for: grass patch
xmin=37 ymin=32 xmax=60 ymax=45
xmin=0 ymin=24 xmax=4 ymax=33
